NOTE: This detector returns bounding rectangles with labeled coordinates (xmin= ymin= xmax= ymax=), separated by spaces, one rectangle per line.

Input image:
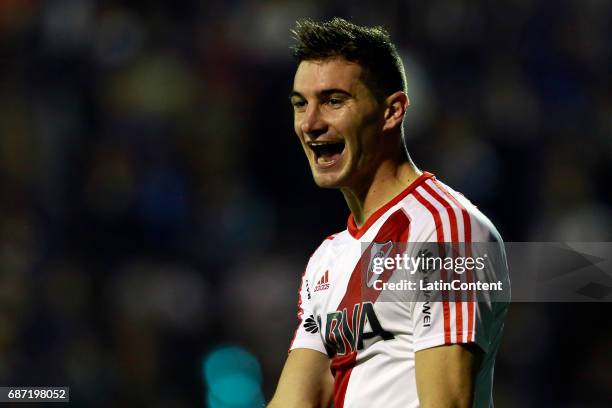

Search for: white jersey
xmin=290 ymin=172 xmax=509 ymax=408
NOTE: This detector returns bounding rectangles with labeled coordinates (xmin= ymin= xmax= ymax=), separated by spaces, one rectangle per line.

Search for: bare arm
xmin=415 ymin=343 xmax=483 ymax=408
xmin=268 ymin=348 xmax=334 ymax=408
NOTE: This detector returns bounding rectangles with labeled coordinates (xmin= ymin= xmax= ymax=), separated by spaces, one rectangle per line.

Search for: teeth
xmin=308 ymin=141 xmax=343 ymax=147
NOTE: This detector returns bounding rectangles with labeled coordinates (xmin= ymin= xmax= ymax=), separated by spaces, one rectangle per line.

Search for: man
xmin=269 ymin=18 xmax=508 ymax=408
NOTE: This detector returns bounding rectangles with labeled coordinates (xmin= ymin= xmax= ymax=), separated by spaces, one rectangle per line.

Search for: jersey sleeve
xmin=410 ymin=214 xmax=509 ymax=353
xmin=411 ymin=291 xmax=495 ymax=353
xmin=288 ymin=256 xmax=327 ymax=355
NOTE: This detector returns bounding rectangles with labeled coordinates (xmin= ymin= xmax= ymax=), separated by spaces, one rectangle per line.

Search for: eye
xmin=326 ymin=96 xmax=344 ymax=107
xmin=291 ymin=99 xmax=307 ymax=110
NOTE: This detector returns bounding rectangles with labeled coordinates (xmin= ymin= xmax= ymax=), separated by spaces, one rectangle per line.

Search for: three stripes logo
xmin=314 ymin=270 xmax=330 ymax=292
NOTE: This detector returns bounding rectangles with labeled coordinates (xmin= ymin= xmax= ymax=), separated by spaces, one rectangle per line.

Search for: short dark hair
xmin=291 ymin=17 xmax=407 ymax=101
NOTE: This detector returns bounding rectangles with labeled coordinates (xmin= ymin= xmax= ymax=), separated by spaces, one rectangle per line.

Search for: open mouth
xmin=307 ymin=141 xmax=345 ymax=167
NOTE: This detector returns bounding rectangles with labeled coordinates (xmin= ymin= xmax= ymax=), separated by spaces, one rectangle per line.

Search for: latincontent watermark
xmin=369 ymin=250 xmax=504 ymax=293
xmin=361 ymin=242 xmax=612 ymax=302
xmin=360 ymin=242 xmax=510 ymax=303
xmin=372 ymin=278 xmax=504 ymax=292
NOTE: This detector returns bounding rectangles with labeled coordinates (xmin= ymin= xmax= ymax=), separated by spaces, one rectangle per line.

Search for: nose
xmin=300 ymin=104 xmax=327 ymax=138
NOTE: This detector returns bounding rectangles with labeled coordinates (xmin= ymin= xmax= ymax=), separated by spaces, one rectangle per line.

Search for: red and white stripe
xmin=412 ymin=178 xmax=476 ymax=344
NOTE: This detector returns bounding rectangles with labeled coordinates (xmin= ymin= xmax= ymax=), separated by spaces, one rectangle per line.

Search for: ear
xmin=382 ymin=91 xmax=410 ymax=132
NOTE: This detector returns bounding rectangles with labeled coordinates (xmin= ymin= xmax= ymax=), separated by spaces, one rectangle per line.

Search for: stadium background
xmin=0 ymin=0 xmax=610 ymax=406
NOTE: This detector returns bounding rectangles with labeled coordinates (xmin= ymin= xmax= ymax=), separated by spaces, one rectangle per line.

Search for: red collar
xmin=347 ymin=172 xmax=433 ymax=239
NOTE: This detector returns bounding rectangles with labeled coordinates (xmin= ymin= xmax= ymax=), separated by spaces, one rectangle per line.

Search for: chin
xmin=313 ymin=178 xmax=340 ymax=189
xmin=311 ymin=169 xmax=348 ymax=189
xmin=308 ymin=157 xmax=352 ymax=189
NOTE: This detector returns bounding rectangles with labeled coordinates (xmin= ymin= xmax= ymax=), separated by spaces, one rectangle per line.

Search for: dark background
xmin=0 ymin=0 xmax=610 ymax=406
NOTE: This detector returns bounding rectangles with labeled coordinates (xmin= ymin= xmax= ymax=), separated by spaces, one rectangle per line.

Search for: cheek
xmin=351 ymin=120 xmax=380 ymax=162
xmin=344 ymin=116 xmax=372 ymax=146
xmin=294 ymin=122 xmax=304 ymax=141
xmin=293 ymin=115 xmax=299 ymax=133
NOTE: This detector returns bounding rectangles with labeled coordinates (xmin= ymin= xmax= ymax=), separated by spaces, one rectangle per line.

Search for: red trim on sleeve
xmin=431 ymin=178 xmax=475 ymax=343
xmin=422 ymin=181 xmax=462 ymax=343
xmin=412 ymin=189 xmax=452 ymax=345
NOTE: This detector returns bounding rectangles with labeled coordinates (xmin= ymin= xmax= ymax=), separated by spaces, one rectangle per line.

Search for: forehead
xmin=293 ymin=58 xmax=365 ymax=95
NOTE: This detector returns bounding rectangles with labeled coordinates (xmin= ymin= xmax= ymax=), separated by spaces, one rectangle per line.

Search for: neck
xmin=341 ymin=159 xmax=421 ymax=227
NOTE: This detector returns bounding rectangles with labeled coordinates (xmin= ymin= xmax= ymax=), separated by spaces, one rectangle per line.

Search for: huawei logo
xmin=304 ymin=315 xmax=319 ymax=333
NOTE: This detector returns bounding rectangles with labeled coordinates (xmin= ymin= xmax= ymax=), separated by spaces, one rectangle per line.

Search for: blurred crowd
xmin=0 ymin=0 xmax=610 ymax=406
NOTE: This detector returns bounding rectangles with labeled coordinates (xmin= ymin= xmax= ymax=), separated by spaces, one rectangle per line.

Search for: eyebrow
xmin=289 ymin=89 xmax=352 ymax=99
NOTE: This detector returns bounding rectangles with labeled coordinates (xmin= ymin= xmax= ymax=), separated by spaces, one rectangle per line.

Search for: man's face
xmin=291 ymin=58 xmax=383 ymax=190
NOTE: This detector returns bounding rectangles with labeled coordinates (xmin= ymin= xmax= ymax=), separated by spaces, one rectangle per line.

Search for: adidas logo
xmin=314 ymin=270 xmax=330 ymax=292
